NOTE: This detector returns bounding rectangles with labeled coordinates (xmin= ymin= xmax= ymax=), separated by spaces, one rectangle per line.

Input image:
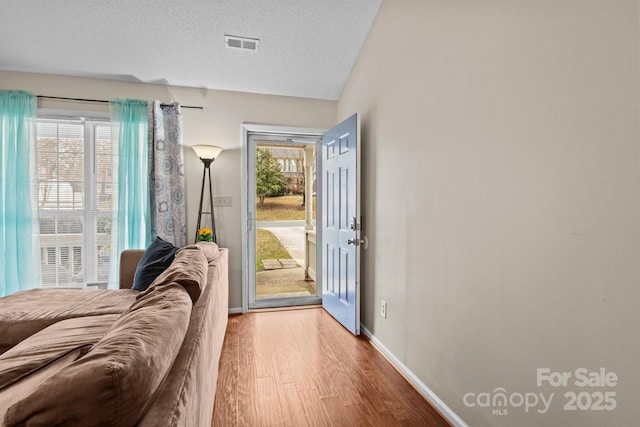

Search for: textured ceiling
xmin=0 ymin=0 xmax=381 ymax=100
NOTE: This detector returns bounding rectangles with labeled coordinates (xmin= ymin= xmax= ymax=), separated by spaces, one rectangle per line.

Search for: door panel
xmin=321 ymin=114 xmax=360 ymax=335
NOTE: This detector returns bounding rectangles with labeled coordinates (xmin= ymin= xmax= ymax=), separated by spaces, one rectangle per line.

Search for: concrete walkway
xmin=258 ymin=221 xmax=306 ymax=267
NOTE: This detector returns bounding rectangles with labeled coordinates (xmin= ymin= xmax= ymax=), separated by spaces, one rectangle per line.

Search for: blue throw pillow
xmin=132 ymin=237 xmax=178 ymax=291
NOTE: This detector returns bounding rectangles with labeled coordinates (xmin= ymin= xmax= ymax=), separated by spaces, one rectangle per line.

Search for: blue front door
xmin=321 ymin=114 xmax=360 ymax=335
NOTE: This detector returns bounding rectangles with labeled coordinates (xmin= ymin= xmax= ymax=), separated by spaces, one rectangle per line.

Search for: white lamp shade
xmin=192 ymin=144 xmax=223 ymax=160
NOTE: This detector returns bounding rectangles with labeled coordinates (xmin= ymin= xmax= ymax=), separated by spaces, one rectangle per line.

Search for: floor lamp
xmin=192 ymin=145 xmax=223 ymax=243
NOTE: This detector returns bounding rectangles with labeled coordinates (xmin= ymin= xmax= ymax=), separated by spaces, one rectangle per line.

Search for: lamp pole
xmin=191 ymin=145 xmax=223 ymax=244
xmin=195 ymin=158 xmax=216 ymax=243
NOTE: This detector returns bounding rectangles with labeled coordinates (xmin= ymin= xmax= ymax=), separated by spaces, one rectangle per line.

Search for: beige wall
xmin=0 ymin=70 xmax=337 ymax=310
xmin=338 ymin=1 xmax=640 ymax=426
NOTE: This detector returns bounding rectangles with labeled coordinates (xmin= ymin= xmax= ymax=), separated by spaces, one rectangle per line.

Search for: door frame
xmin=241 ymin=124 xmax=327 ymax=313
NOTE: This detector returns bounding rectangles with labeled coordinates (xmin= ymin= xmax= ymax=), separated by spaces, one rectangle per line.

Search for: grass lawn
xmin=256 ymin=194 xmax=316 ymax=221
xmin=256 ymin=228 xmax=292 ymax=271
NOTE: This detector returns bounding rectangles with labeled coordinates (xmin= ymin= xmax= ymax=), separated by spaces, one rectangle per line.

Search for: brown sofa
xmin=0 ymin=244 xmax=229 ymax=426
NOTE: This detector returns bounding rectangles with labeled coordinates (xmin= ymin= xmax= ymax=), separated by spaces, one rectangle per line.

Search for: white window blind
xmin=36 ymin=118 xmax=117 ymax=288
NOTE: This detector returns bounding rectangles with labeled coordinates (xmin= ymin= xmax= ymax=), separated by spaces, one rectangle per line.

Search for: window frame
xmin=36 ymin=110 xmax=113 ymax=288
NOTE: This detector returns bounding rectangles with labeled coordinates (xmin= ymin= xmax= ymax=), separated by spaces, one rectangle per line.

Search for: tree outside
xmin=256 ymin=147 xmax=286 ymax=206
xmin=255 ymin=145 xmax=316 ymax=221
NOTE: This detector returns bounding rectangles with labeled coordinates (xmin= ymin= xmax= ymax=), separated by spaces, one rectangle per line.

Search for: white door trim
xmin=241 ymin=124 xmax=327 ymax=313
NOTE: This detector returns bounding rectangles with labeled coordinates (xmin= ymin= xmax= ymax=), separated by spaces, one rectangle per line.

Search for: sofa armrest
xmin=119 ymin=250 xmax=145 ymax=289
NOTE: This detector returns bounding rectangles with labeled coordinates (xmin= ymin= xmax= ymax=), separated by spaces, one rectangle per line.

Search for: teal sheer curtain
xmin=0 ymin=90 xmax=41 ymax=297
xmin=109 ymin=98 xmax=150 ymax=288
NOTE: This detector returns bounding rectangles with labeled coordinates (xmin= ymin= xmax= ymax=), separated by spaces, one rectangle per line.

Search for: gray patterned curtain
xmin=148 ymin=101 xmax=187 ymax=247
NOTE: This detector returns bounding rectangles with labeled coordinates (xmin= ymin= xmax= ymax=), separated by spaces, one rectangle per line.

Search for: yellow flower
xmin=197 ymin=228 xmax=213 ymax=242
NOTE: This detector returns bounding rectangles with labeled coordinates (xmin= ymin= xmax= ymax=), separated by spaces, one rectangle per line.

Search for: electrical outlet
xmin=380 ymin=300 xmax=387 ymax=318
xmin=212 ymin=195 xmax=232 ymax=207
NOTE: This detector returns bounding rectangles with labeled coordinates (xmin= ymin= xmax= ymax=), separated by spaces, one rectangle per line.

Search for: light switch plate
xmin=212 ymin=195 xmax=232 ymax=207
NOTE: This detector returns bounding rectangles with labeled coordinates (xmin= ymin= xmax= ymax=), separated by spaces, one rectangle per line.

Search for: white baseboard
xmin=228 ymin=307 xmax=242 ymax=314
xmin=361 ymin=325 xmax=468 ymax=427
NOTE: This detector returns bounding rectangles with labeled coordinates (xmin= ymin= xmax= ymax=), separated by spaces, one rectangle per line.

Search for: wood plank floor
xmin=212 ymin=307 xmax=450 ymax=427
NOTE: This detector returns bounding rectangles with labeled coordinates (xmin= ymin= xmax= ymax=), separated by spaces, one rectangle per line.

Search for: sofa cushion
xmin=195 ymin=241 xmax=220 ymax=261
xmin=143 ymin=245 xmax=208 ymax=304
xmin=3 ymin=282 xmax=193 ymax=427
xmin=132 ymin=237 xmax=178 ymax=291
xmin=0 ymin=348 xmax=85 ymax=422
xmin=0 ymin=288 xmax=138 ymax=354
xmin=0 ymin=314 xmax=119 ymax=390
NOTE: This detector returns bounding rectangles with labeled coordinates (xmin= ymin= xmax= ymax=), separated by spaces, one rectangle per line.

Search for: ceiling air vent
xmin=225 ymin=35 xmax=260 ymax=52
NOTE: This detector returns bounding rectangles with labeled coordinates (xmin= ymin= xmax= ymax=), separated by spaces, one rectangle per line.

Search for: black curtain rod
xmin=37 ymin=95 xmax=205 ymax=110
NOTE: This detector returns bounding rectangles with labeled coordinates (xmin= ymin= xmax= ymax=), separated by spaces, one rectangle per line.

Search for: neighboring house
xmin=266 ymin=147 xmax=305 ymax=194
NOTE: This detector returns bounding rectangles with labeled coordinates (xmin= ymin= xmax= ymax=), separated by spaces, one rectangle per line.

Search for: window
xmin=36 ymin=118 xmax=116 ymax=287
xmin=276 ymin=157 xmax=301 ymax=173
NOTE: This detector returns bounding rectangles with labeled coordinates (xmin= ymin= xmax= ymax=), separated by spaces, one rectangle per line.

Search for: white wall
xmin=0 ymin=70 xmax=337 ymax=310
xmin=338 ymin=1 xmax=640 ymax=426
